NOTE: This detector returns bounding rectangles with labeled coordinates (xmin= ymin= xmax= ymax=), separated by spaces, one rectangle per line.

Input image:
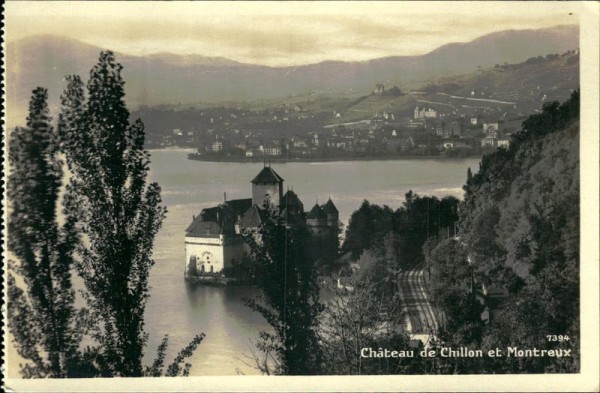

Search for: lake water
xmin=144 ymin=149 xmax=480 ymax=375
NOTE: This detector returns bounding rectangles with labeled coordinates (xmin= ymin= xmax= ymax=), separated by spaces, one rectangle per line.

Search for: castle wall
xmin=252 ymin=183 xmax=281 ymax=208
xmin=185 ymin=235 xmax=245 ymax=276
xmin=222 ymin=236 xmax=244 ymax=271
xmin=185 ymin=235 xmax=224 ymax=275
xmin=326 ymin=213 xmax=339 ymax=228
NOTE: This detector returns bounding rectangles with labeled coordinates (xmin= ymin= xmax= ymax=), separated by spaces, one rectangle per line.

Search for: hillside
xmin=5 ymin=25 xmax=578 ymax=127
xmin=418 ymin=51 xmax=579 ymax=112
xmin=337 ymin=93 xmax=417 ymax=123
xmin=428 ymin=91 xmax=580 ymax=372
xmin=327 ymin=50 xmax=579 ymax=124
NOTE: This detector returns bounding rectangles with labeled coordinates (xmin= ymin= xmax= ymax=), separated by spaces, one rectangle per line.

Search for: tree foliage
xmin=56 ymin=51 xmax=196 ymax=376
xmin=430 ymin=91 xmax=580 ymax=372
xmin=318 ymin=277 xmax=419 ymax=374
xmin=6 ymin=88 xmax=90 ymax=377
xmin=393 ymin=192 xmax=459 ymax=267
xmin=343 ymin=200 xmax=393 ymax=259
xmin=242 ymin=206 xmax=323 ymax=375
xmin=145 ymin=333 xmax=205 ymax=377
xmin=7 ymin=51 xmax=212 ymax=378
xmin=343 ymin=194 xmax=459 ymax=269
xmin=425 ymin=238 xmax=487 ymax=373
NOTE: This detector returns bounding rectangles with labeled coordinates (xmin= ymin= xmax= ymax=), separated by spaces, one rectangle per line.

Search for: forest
xmin=426 ymin=90 xmax=580 ymax=373
xmin=341 ymin=91 xmax=580 ymax=373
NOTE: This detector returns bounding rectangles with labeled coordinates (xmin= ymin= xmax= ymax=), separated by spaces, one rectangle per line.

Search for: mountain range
xmin=5 ymin=25 xmax=578 ymax=127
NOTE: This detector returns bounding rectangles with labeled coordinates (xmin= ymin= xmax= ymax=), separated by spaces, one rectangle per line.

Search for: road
xmin=398 ymin=263 xmax=439 ymax=335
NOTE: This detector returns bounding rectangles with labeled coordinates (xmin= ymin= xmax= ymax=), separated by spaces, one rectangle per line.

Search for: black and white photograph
xmin=2 ymin=1 xmax=599 ymax=391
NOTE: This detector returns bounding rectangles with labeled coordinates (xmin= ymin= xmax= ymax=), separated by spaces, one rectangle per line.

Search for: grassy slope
xmin=323 ymin=52 xmax=579 ymax=124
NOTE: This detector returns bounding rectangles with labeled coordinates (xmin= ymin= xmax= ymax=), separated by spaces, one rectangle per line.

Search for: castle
xmin=184 ymin=166 xmax=339 ymax=283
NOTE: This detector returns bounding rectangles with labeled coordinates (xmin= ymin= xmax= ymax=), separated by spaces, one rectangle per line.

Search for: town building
xmin=185 ymin=166 xmax=339 ymax=283
xmin=480 ymin=136 xmax=497 ymax=148
xmin=414 ymin=106 xmax=437 ymax=119
xmin=373 ymin=84 xmax=385 ymax=95
xmin=496 ymin=138 xmax=511 ymax=148
xmin=482 ymin=122 xmax=499 ymax=134
xmin=211 ymin=141 xmax=223 ymax=152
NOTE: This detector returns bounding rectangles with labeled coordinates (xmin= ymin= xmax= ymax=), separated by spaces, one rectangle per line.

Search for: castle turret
xmin=251 ymin=166 xmax=284 ymax=209
xmin=281 ymin=189 xmax=305 ymax=227
xmin=307 ymin=202 xmax=337 ymax=265
xmin=307 ymin=203 xmax=327 ymax=231
xmin=322 ymin=197 xmax=339 ymax=228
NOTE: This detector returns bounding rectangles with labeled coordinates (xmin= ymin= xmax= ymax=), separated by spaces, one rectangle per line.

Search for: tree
xmin=7 ymin=88 xmax=87 ymax=377
xmin=388 ymin=193 xmax=460 ymax=272
xmin=242 ymin=206 xmax=323 ymax=375
xmin=57 ymin=51 xmax=176 ymax=376
xmin=318 ymin=277 xmax=416 ymax=375
xmin=465 ymin=167 xmax=473 ymax=189
xmin=144 ymin=333 xmax=205 ymax=377
xmin=428 ymin=91 xmax=580 ymax=373
xmin=343 ymin=200 xmax=394 ymax=259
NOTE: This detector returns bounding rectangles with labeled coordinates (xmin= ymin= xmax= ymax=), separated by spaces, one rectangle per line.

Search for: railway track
xmin=398 ymin=263 xmax=438 ymax=335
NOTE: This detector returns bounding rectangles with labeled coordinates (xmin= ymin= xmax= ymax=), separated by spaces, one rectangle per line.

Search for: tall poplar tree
xmin=58 ymin=51 xmax=167 ymax=376
xmin=7 ymin=88 xmax=83 ymax=377
xmin=243 ymin=207 xmax=323 ymax=375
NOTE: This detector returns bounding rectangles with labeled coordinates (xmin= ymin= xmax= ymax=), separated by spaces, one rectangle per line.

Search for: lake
xmin=144 ymin=149 xmax=480 ymax=375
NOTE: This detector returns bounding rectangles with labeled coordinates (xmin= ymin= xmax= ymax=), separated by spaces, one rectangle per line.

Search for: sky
xmin=5 ymin=1 xmax=582 ymax=66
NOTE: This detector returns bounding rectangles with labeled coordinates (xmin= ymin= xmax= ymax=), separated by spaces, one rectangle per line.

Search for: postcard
xmin=2 ymin=1 xmax=599 ymax=391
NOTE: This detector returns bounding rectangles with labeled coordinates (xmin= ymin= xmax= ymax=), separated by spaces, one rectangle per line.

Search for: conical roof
xmin=238 ymin=204 xmax=268 ymax=228
xmin=322 ymin=198 xmax=338 ymax=214
xmin=282 ymin=190 xmax=303 ymax=209
xmin=225 ymin=198 xmax=252 ymax=216
xmin=251 ymin=166 xmax=284 ymax=184
xmin=307 ymin=203 xmax=326 ymax=220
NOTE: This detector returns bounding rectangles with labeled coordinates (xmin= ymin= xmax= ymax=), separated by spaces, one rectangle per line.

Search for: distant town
xmin=185 ymin=99 xmax=519 ymax=161
xmin=134 ymin=50 xmax=579 ymax=161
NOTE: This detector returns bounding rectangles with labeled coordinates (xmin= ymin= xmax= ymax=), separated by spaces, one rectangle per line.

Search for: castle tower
xmin=281 ymin=189 xmax=304 ymax=227
xmin=251 ymin=166 xmax=284 ymax=209
xmin=307 ymin=202 xmax=337 ymax=265
xmin=322 ymin=197 xmax=339 ymax=228
xmin=307 ymin=203 xmax=327 ymax=230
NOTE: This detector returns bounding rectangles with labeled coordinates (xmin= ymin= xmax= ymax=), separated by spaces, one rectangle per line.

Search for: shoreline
xmin=185 ymin=153 xmax=483 ymax=163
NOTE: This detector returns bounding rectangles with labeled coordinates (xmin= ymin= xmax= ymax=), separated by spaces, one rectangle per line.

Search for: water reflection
xmin=222 ymin=286 xmax=266 ymax=327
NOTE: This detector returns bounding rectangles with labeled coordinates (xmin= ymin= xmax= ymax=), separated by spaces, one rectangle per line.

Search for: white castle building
xmin=184 ymin=166 xmax=338 ymax=283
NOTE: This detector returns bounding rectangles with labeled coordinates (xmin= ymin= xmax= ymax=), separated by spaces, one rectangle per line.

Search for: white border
xmin=3 ymin=1 xmax=599 ymax=391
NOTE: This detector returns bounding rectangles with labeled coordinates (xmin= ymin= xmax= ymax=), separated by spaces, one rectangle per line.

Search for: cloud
xmin=5 ymin=1 xmax=579 ymax=66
